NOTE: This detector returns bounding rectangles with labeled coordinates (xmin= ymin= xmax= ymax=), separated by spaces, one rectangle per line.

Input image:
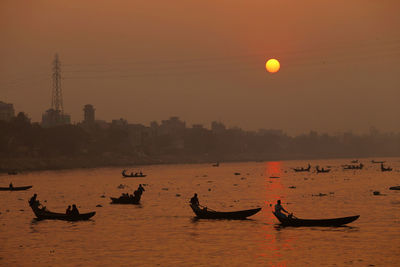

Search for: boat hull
xmin=0 ymin=186 xmax=32 ymax=191
xmin=273 ymin=212 xmax=359 ymax=227
xmin=190 ymin=204 xmax=261 ymax=219
xmin=30 ymin=204 xmax=95 ymax=221
xmin=110 ymin=197 xmax=140 ymax=204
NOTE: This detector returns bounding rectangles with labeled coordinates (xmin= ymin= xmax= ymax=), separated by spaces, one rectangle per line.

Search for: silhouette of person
xmin=71 ymin=204 xmax=79 ymax=216
xmin=9 ymin=182 xmax=13 ymax=189
xmin=274 ymin=200 xmax=289 ymax=219
xmin=66 ymin=205 xmax=72 ymax=215
xmin=190 ymin=193 xmax=199 ymax=206
xmin=29 ymin=193 xmax=38 ymax=206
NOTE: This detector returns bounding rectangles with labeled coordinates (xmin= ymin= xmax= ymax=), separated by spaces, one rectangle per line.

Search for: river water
xmin=1 ymin=158 xmax=399 ymax=266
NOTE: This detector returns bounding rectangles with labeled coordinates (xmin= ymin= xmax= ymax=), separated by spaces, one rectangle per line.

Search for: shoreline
xmin=1 ymin=153 xmax=396 ymax=174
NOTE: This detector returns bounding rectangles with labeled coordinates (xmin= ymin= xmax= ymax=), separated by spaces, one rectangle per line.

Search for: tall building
xmin=0 ymin=101 xmax=15 ymax=121
xmin=42 ymin=108 xmax=71 ymax=127
xmin=83 ymin=104 xmax=95 ymax=124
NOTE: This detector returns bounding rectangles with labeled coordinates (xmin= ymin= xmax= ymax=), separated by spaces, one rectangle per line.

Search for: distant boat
xmin=234 ymin=172 xmax=241 ymax=175
xmin=381 ymin=164 xmax=392 ymax=172
xmin=316 ymin=166 xmax=331 ymax=173
xmin=343 ymin=163 xmax=364 ymax=170
xmin=29 ymin=200 xmax=95 ymax=221
xmin=272 ymin=212 xmax=359 ymax=227
xmin=7 ymin=171 xmax=18 ymax=175
xmin=0 ymin=185 xmax=32 ymax=191
xmin=190 ymin=204 xmax=261 ymax=219
xmin=293 ymin=164 xmax=311 ymax=172
xmin=212 ymin=162 xmax=220 ymax=167
xmin=110 ymin=195 xmax=141 ymax=204
xmin=122 ymin=169 xmax=147 ymax=178
xmin=372 ymin=160 xmax=385 ymax=164
xmin=389 ymin=186 xmax=400 ymax=190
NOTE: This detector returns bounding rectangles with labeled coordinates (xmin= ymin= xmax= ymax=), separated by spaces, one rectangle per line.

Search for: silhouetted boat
xmin=7 ymin=171 xmax=18 ymax=175
xmin=212 ymin=162 xmax=220 ymax=167
xmin=29 ymin=202 xmax=95 ymax=221
xmin=110 ymin=196 xmax=140 ymax=204
xmin=0 ymin=185 xmax=32 ymax=191
xmin=190 ymin=204 xmax=261 ymax=219
xmin=293 ymin=164 xmax=311 ymax=172
xmin=380 ymin=164 xmax=392 ymax=172
xmin=234 ymin=172 xmax=241 ymax=175
xmin=372 ymin=160 xmax=385 ymax=164
xmin=122 ymin=170 xmax=147 ymax=178
xmin=316 ymin=166 xmax=331 ymax=173
xmin=389 ymin=186 xmax=400 ymax=190
xmin=273 ymin=212 xmax=359 ymax=227
xmin=343 ymin=163 xmax=363 ymax=170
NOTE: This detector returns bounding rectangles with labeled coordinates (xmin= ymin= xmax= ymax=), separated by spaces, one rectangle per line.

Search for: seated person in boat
xmin=9 ymin=182 xmax=13 ymax=189
xmin=66 ymin=205 xmax=72 ymax=215
xmin=190 ymin=193 xmax=200 ymax=207
xmin=139 ymin=171 xmax=143 ymax=176
xmin=71 ymin=204 xmax=79 ymax=216
xmin=274 ymin=200 xmax=290 ymax=219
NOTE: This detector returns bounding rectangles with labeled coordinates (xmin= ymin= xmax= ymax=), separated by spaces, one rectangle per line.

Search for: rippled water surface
xmin=1 ymin=158 xmax=399 ymax=266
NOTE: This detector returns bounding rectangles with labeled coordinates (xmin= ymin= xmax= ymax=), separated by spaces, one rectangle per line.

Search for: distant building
xmin=41 ymin=108 xmax=71 ymax=127
xmin=83 ymin=104 xmax=95 ymax=124
xmin=211 ymin=121 xmax=226 ymax=134
xmin=159 ymin=116 xmax=186 ymax=136
xmin=192 ymin=124 xmax=204 ymax=129
xmin=0 ymin=101 xmax=15 ymax=121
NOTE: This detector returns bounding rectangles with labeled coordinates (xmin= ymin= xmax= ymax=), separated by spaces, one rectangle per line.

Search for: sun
xmin=265 ymin=58 xmax=280 ymax=73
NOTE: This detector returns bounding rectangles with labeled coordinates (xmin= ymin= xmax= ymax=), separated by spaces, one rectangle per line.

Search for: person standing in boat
xmin=29 ymin=193 xmax=38 ymax=206
xmin=190 ymin=193 xmax=200 ymax=207
xmin=274 ymin=200 xmax=289 ymax=219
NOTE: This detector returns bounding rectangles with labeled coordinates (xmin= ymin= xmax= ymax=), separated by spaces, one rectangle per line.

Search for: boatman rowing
xmin=274 ymin=200 xmax=290 ymax=219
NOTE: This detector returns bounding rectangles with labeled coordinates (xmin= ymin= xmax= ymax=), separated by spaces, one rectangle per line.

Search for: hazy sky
xmin=1 ymin=0 xmax=399 ymax=135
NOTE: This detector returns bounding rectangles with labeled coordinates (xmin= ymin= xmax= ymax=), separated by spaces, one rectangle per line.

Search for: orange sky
xmin=1 ymin=0 xmax=399 ymax=134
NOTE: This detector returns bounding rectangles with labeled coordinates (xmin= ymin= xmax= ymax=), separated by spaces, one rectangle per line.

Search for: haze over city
xmin=1 ymin=0 xmax=399 ymax=135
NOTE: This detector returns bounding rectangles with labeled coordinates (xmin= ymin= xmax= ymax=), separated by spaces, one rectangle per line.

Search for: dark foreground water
xmin=1 ymin=158 xmax=399 ymax=266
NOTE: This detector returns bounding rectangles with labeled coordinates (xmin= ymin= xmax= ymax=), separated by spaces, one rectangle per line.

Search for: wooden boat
xmin=273 ymin=212 xmax=359 ymax=227
xmin=29 ymin=202 xmax=95 ymax=221
xmin=381 ymin=164 xmax=392 ymax=172
xmin=190 ymin=204 xmax=261 ymax=219
xmin=110 ymin=196 xmax=140 ymax=204
xmin=389 ymin=186 xmax=400 ymax=190
xmin=122 ymin=170 xmax=147 ymax=178
xmin=293 ymin=164 xmax=311 ymax=172
xmin=343 ymin=163 xmax=363 ymax=170
xmin=0 ymin=185 xmax=32 ymax=191
xmin=316 ymin=167 xmax=331 ymax=173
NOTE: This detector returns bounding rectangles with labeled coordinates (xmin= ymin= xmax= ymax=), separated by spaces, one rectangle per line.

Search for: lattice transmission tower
xmin=51 ymin=54 xmax=63 ymax=112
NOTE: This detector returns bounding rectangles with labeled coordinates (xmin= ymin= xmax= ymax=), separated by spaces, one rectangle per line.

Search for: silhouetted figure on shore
xmin=190 ymin=193 xmax=200 ymax=207
xmin=71 ymin=204 xmax=79 ymax=216
xmin=66 ymin=205 xmax=72 ymax=215
xmin=274 ymin=200 xmax=289 ymax=219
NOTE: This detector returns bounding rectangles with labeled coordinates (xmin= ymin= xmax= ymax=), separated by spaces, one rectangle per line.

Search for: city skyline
xmin=1 ymin=1 xmax=399 ymax=135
